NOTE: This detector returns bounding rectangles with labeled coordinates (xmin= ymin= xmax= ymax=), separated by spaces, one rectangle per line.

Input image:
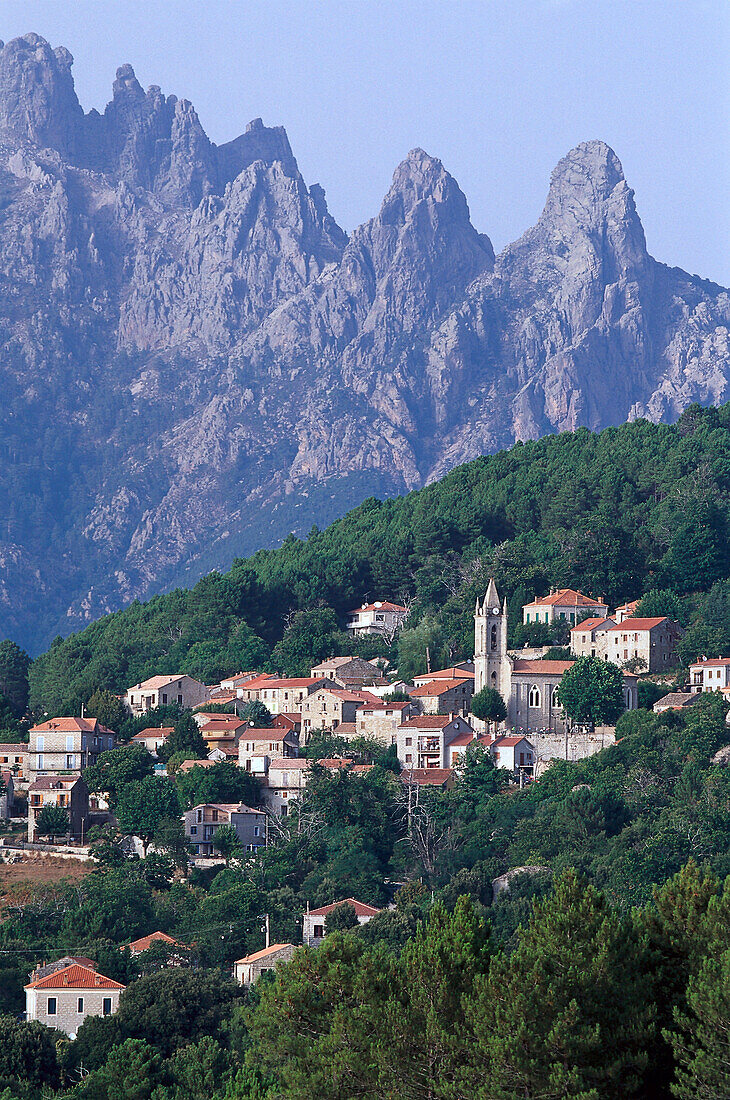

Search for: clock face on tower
xmin=491 ymin=607 xmax=500 ymax=615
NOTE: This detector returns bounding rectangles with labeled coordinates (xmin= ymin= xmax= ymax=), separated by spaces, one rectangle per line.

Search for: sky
xmin=2 ymin=0 xmax=729 ymax=283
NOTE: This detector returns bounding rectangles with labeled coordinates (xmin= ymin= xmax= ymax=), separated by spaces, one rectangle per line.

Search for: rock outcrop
xmin=0 ymin=33 xmax=728 ymax=652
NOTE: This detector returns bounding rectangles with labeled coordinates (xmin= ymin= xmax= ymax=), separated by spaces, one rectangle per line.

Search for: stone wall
xmin=532 ymin=725 xmax=616 ymax=772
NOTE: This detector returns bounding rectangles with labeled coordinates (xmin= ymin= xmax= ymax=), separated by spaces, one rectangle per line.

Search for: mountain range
xmin=0 ymin=32 xmax=728 ymax=654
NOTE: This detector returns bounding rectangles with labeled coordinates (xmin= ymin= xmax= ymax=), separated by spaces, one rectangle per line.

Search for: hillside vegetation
xmin=30 ymin=403 xmax=730 ymax=713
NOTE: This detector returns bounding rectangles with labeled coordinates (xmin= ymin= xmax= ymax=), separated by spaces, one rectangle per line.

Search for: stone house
xmin=256 ymin=678 xmax=331 ymax=716
xmin=481 ymin=734 xmax=536 ymax=774
xmin=613 ymin=598 xmax=640 ymax=622
xmin=238 ymin=728 xmax=298 ymax=773
xmin=235 ymin=943 xmax=296 ymax=986
xmin=355 ymin=699 xmax=414 ymax=745
xmin=303 ymin=898 xmax=380 ymax=946
xmin=219 ymin=671 xmax=262 ymax=690
xmin=300 ymin=687 xmax=378 ymax=738
xmin=25 ymin=961 xmax=124 ymax=1037
xmin=29 ymin=717 xmax=115 ymax=778
xmin=577 ymin=616 xmax=683 ymax=672
xmin=569 ymin=617 xmax=616 ymax=658
xmin=235 ymin=674 xmax=277 ymax=702
xmin=345 ymin=601 xmax=409 ymax=637
xmin=0 ymin=743 xmax=28 ymax=780
xmin=689 ymin=657 xmax=730 ymax=695
xmin=130 ymin=727 xmax=174 ymax=755
xmin=0 ymin=769 xmax=14 ymax=818
xmin=263 ymin=758 xmax=310 ymax=815
xmin=310 ymin=657 xmax=386 ymax=688
xmin=522 ymin=588 xmax=609 ymax=626
xmin=652 ymin=692 xmax=702 ymax=714
xmin=124 ymin=674 xmax=210 ymax=715
xmin=409 ymin=678 xmax=473 ymax=716
xmin=396 ymin=714 xmax=473 ymax=769
xmin=271 ymin=712 xmax=302 ymax=734
xmin=197 ymin=716 xmax=248 ymax=754
xmin=27 ymin=775 xmax=89 ymax=842
xmin=183 ymin=802 xmax=267 ymax=857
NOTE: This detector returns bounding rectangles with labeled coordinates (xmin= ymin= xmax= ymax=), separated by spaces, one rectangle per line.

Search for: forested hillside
xmin=30 ymin=403 xmax=730 ymax=713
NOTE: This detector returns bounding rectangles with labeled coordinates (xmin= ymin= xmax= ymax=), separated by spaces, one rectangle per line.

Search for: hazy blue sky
xmin=3 ymin=1 xmax=729 ymax=282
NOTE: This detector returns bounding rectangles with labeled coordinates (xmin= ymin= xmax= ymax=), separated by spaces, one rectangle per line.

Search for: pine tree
xmin=460 ymin=868 xmax=654 ymax=1099
xmin=665 ymin=948 xmax=730 ymax=1098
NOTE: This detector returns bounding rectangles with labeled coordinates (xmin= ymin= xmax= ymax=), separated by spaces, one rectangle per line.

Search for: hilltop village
xmin=1 ymin=579 xmax=721 ymax=1039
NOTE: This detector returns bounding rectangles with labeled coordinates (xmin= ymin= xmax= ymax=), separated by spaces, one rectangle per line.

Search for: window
xmin=36 ymin=754 xmax=44 ymax=770
xmin=162 ymin=693 xmax=168 ymax=704
xmin=254 ymin=826 xmax=260 ymax=837
xmin=47 ymin=997 xmax=57 ymax=1015
xmin=190 ymin=825 xmax=197 ymax=835
xmin=405 ymin=737 xmax=412 ymax=746
xmin=405 ymin=753 xmax=413 ymax=763
xmin=177 ymin=694 xmax=183 ymax=704
xmin=551 ymin=688 xmax=560 ymax=707
xmin=103 ymin=998 xmax=112 ymax=1016
xmin=66 ymin=755 xmax=75 ymax=769
xmin=490 ymin=625 xmax=498 ymax=651
xmin=66 ymin=735 xmax=74 ymax=751
xmin=77 ymin=997 xmax=84 ymax=1013
xmin=528 ymin=686 xmax=541 ymax=708
xmin=36 ymin=736 xmax=45 ymax=751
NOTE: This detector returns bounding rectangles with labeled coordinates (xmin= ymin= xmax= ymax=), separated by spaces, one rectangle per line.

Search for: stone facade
xmin=396 ymin=715 xmax=473 ymax=769
xmin=300 ymin=687 xmax=375 ymax=738
xmin=183 ymin=802 xmax=267 ymax=857
xmin=522 ymin=588 xmax=609 ymax=626
xmin=29 ymin=717 xmax=114 ymax=778
xmin=25 ymin=962 xmax=124 ymax=1037
xmin=27 ymin=774 xmax=89 ymax=842
xmin=355 ymin=700 xmax=413 ymax=745
xmin=571 ymin=616 xmax=682 ymax=672
xmin=125 ymin=674 xmax=209 ymax=715
xmin=310 ymin=657 xmax=386 ymax=688
xmin=303 ymin=898 xmax=380 ymax=946
xmin=475 ymin=580 xmax=638 ymax=749
xmin=235 ymin=943 xmax=297 ymax=986
xmin=409 ymin=679 xmax=473 ymax=716
xmin=0 ymin=743 xmax=28 ymax=780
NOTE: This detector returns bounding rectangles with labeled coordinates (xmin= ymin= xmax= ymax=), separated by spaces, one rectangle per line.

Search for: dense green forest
xmin=3 ymin=695 xmax=730 ymax=1096
xmin=26 ymin=403 xmax=730 ymax=715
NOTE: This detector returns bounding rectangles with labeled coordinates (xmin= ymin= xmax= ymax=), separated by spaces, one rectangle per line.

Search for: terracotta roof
xmin=272 ymin=712 xmax=302 ymax=727
xmin=334 ymin=722 xmax=357 ymax=735
xmin=414 ymin=666 xmax=475 ymax=681
xmin=261 ymin=678 xmax=330 ymax=689
xmin=511 ymin=659 xmax=575 ymax=674
xmin=311 ymin=657 xmax=356 ymax=670
xmin=30 ymin=716 xmax=113 ymax=735
xmin=129 ymin=674 xmax=199 ymax=690
xmin=308 ymin=898 xmax=380 ymax=917
xmin=615 ymin=599 xmax=640 ymax=612
xmin=25 ymin=963 xmax=124 ymax=991
xmin=359 ymin=700 xmax=411 ymax=711
xmin=269 ymin=758 xmax=309 ymax=770
xmin=204 ymin=689 xmax=239 ymax=704
xmin=447 ymin=731 xmax=475 ymax=746
xmin=523 ymin=589 xmax=606 ymax=608
xmin=348 ymin=602 xmax=408 ymax=615
xmin=235 ymin=943 xmax=295 ymax=965
xmin=28 ymin=775 xmax=82 ymax=790
xmin=317 ymin=758 xmax=374 ymax=773
xmin=126 ymin=931 xmax=180 ymax=953
xmin=692 ymin=657 xmax=730 ymax=667
xmin=399 ymin=716 xmax=459 ymax=729
xmin=0 ymin=743 xmax=28 ymax=754
xmin=570 ymin=618 xmax=614 ymax=631
xmin=400 ymin=768 xmax=454 ymax=786
xmin=132 ymin=727 xmax=174 ymax=740
xmin=178 ymin=759 xmax=216 ymax=772
xmin=410 ymin=679 xmax=470 ymax=697
xmin=606 ymin=617 xmax=670 ymax=631
xmin=490 ymin=735 xmax=531 ymax=747
xmin=201 ymin=717 xmax=246 ymax=731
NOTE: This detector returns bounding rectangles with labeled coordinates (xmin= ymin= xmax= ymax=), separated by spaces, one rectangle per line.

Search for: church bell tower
xmin=474 ymin=578 xmax=508 ymax=699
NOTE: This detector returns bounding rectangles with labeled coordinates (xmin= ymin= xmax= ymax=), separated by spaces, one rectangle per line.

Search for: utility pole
xmin=265 ymin=912 xmax=270 ymax=948
xmin=425 ymin=646 xmax=431 ymax=673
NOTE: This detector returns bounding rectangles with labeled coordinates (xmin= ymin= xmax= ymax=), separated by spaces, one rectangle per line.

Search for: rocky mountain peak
xmin=0 ymin=33 xmax=83 ymax=154
xmin=111 ymin=62 xmax=145 ymax=102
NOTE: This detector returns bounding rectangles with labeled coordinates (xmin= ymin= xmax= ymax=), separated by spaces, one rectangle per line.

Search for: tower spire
xmin=485 ymin=577 xmax=500 ymax=609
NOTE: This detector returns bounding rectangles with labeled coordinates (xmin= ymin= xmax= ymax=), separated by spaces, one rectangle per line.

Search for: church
xmin=474 ymin=579 xmax=638 ymax=738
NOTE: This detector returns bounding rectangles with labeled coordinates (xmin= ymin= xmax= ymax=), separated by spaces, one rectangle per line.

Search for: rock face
xmin=0 ymin=33 xmax=728 ymax=652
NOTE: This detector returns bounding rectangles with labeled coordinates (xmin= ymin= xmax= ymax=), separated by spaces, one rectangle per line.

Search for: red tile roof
xmin=606 ymin=617 xmax=670 ymax=631
xmin=570 ymin=618 xmax=614 ymax=631
xmin=399 ymin=716 xmax=460 ymax=729
xmin=25 ymin=963 xmax=124 ymax=990
xmin=240 ymin=728 xmax=290 ymax=740
xmin=269 ymin=758 xmax=309 ymax=769
xmin=272 ymin=712 xmax=302 ymax=728
xmin=132 ymin=727 xmax=173 ymax=740
xmin=414 ymin=666 xmax=475 ymax=681
xmin=235 ymin=943 xmax=295 ymax=965
xmin=126 ymin=931 xmax=180 ymax=954
xmin=447 ymin=731 xmax=475 ymax=746
xmin=178 ymin=759 xmax=216 ymax=772
xmin=410 ymin=679 xmax=470 ymax=697
xmin=348 ymin=602 xmax=408 ymax=615
xmin=512 ymin=659 xmax=575 ymax=674
xmin=691 ymin=657 xmax=730 ymax=667
xmin=400 ymin=768 xmax=454 ymax=786
xmin=523 ymin=589 xmax=606 ymax=608
xmin=28 ymin=775 xmax=83 ymax=791
xmin=262 ymin=678 xmax=330 ymax=689
xmin=308 ymin=898 xmax=380 ymax=917
xmin=30 ymin=716 xmax=113 ymax=735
